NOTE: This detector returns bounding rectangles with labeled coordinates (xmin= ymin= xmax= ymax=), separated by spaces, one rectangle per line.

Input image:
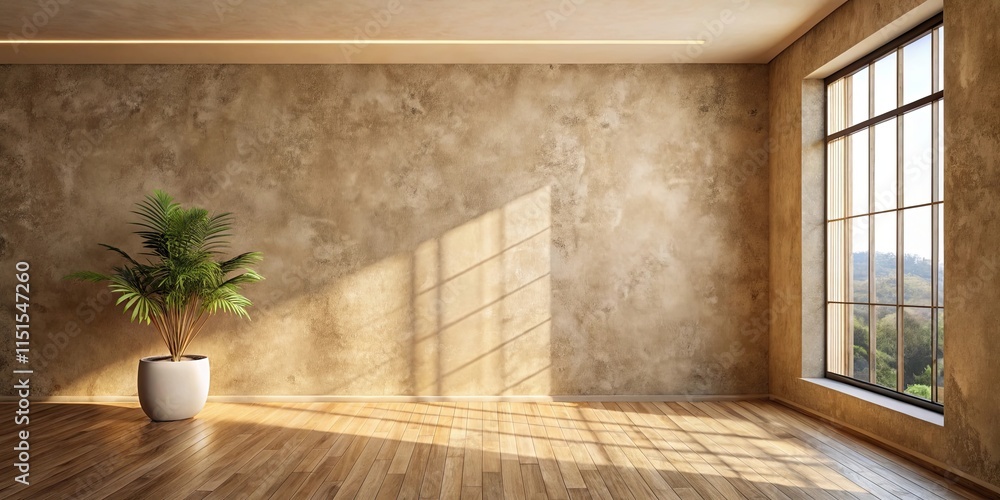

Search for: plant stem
xmin=178 ymin=309 xmax=209 ymax=358
xmin=150 ymin=314 xmax=170 ymax=355
xmin=168 ymin=306 xmax=180 ymax=361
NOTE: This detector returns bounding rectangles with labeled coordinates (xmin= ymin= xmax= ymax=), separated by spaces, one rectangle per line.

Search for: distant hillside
xmin=846 ymin=251 xmax=942 ymax=305
xmin=852 ymin=251 xmax=940 ymax=282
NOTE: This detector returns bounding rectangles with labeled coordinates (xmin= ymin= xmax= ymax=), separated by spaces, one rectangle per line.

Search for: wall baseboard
xmin=770 ymin=395 xmax=1000 ymax=497
xmin=0 ymin=393 xmax=769 ymax=404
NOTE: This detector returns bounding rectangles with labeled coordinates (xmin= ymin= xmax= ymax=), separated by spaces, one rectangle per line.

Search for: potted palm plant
xmin=67 ymin=190 xmax=263 ymax=421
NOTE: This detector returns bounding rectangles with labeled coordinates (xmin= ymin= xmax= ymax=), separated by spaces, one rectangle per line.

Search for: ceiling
xmin=0 ymin=0 xmax=848 ymax=64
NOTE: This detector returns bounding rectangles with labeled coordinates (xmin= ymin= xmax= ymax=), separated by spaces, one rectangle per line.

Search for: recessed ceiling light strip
xmin=4 ymin=39 xmax=704 ymax=45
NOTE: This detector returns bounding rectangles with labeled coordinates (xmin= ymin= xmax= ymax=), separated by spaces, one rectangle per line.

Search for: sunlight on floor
xmin=204 ymin=400 xmax=872 ymax=493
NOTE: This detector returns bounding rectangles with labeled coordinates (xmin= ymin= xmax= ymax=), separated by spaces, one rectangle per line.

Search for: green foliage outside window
xmin=849 ymin=251 xmax=941 ymax=401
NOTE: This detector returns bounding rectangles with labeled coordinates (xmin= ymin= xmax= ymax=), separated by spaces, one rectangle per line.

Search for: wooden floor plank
xmin=203 ymin=405 xmax=321 ymax=499
xmin=577 ymin=402 xmax=662 ymax=499
xmin=482 ymin=404 xmax=502 ymax=475
xmin=745 ymin=401 xmax=972 ymax=500
xmin=596 ymin=402 xmax=683 ymax=500
xmin=333 ymin=414 xmax=391 ymax=498
xmin=376 ymin=472 xmax=405 ymax=500
xmin=669 ymin=401 xmax=806 ymax=500
xmin=0 ymin=400 xmax=988 ymax=500
xmin=397 ymin=406 xmax=438 ymax=500
xmin=698 ymin=401 xmax=881 ymax=500
xmin=464 ymin=402 xmax=485 ymax=488
xmin=420 ymin=403 xmax=455 ymax=499
xmin=483 ymin=471 xmax=504 ymax=500
xmin=566 ymin=404 xmax=640 ymax=500
xmin=289 ymin=465 xmax=334 ymax=499
xmin=624 ymin=401 xmax=726 ymax=500
xmin=651 ymin=401 xmax=765 ymax=499
xmin=521 ymin=463 xmax=549 ymax=499
xmin=528 ymin=420 xmax=571 ymax=499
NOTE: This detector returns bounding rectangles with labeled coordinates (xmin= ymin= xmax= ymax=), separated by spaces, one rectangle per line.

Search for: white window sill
xmin=802 ymin=377 xmax=944 ymax=426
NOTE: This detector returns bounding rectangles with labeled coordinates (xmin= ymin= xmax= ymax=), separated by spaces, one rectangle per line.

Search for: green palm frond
xmin=107 ymin=265 xmax=161 ymax=324
xmin=98 ymin=244 xmax=142 ymax=267
xmin=66 ymin=190 xmax=263 ymax=360
xmin=219 ymin=252 xmax=264 ymax=274
xmin=204 ymin=212 xmax=234 ymax=253
xmin=202 ymin=284 xmax=254 ymax=319
xmin=132 ymin=190 xmax=179 ymax=259
xmin=220 ymin=269 xmax=264 ymax=288
xmin=65 ymin=270 xmax=113 ymax=282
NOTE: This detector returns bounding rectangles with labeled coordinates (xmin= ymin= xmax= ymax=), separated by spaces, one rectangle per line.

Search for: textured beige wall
xmin=941 ymin=0 xmax=1000 ymax=487
xmin=769 ymin=0 xmax=1000 ymax=490
xmin=0 ymin=64 xmax=770 ymax=398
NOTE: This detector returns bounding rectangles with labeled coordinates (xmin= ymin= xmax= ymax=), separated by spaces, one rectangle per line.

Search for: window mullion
xmin=869 ymin=93 xmax=877 ymax=383
xmin=932 ymin=28 xmax=941 ymax=94
xmin=843 ymin=86 xmax=855 ymax=378
xmin=931 ymin=30 xmax=941 ymax=401
xmin=895 ymin=46 xmax=905 ymax=393
xmin=932 ymin=204 xmax=940 ymax=403
xmin=931 ymin=95 xmax=939 ymax=403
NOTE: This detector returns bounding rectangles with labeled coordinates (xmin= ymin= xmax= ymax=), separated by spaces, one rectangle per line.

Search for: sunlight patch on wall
xmin=414 ymin=186 xmax=552 ymax=395
xmin=318 ymin=186 xmax=553 ymax=396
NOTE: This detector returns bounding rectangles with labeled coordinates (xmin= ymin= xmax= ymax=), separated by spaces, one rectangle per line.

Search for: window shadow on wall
xmin=295 ymin=185 xmax=553 ymax=396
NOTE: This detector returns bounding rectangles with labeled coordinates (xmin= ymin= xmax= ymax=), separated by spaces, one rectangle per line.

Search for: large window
xmin=826 ymin=14 xmax=944 ymax=410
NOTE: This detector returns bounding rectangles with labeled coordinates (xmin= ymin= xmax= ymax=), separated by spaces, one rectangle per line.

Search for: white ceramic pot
xmin=137 ymin=355 xmax=210 ymax=422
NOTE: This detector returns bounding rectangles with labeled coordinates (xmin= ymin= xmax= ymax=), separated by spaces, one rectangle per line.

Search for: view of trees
xmin=848 ymin=251 xmax=944 ymax=401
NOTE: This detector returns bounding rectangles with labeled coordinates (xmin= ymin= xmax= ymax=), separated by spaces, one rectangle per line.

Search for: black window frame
xmin=824 ymin=13 xmax=945 ymax=413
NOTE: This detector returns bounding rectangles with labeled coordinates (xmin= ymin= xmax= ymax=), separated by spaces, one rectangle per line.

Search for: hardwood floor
xmin=0 ymin=400 xmax=985 ymax=499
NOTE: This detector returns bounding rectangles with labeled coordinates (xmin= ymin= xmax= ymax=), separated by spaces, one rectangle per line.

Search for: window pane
xmin=936 ymin=308 xmax=944 ymax=402
xmin=853 ymin=304 xmax=871 ymax=383
xmin=938 ymin=100 xmax=944 ymax=201
xmin=875 ymin=305 xmax=898 ymax=390
xmin=850 ymin=67 xmax=870 ymax=126
xmin=938 ymin=204 xmax=944 ymax=306
xmin=903 ymin=33 xmax=933 ymax=104
xmin=873 ymin=212 xmax=897 ymax=304
xmin=851 ymin=217 xmax=869 ymax=302
xmin=828 ymin=138 xmax=846 ymax=220
xmin=937 ymin=27 xmax=944 ymax=91
xmin=903 ymin=206 xmax=933 ymax=306
xmin=827 ymin=302 xmax=848 ymax=374
xmin=828 ymin=219 xmax=846 ymax=302
xmin=873 ymin=119 xmax=897 ymax=211
xmin=828 ymin=78 xmax=847 ymax=134
xmin=903 ymin=105 xmax=933 ymax=207
xmin=850 ymin=129 xmax=870 ymax=215
xmin=873 ymin=52 xmax=898 ymax=115
xmin=902 ymin=308 xmax=933 ymax=400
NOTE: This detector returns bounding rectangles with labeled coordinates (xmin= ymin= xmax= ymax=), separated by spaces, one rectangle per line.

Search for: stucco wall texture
xmin=0 ymin=64 xmax=770 ymax=398
xmin=769 ymin=0 xmax=1000 ymax=491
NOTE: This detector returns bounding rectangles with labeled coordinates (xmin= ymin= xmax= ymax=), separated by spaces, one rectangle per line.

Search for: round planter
xmin=137 ymin=355 xmax=210 ymax=422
